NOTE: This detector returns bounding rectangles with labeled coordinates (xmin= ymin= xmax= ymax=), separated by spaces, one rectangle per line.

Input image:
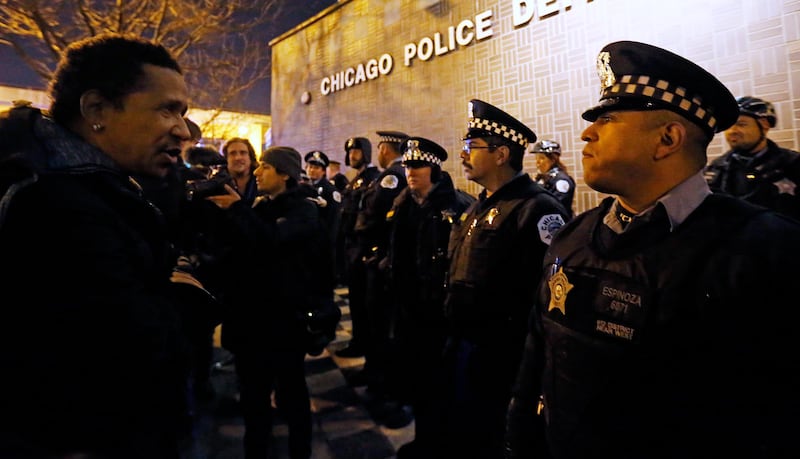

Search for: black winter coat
xmin=218 ymin=186 xmax=334 ymax=353
xmin=0 ymin=116 xmax=191 ymax=457
xmin=705 ymin=138 xmax=800 ymax=221
xmin=386 ymin=172 xmax=474 ymax=326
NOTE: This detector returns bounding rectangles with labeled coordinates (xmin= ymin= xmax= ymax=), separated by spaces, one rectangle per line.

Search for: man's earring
xmin=92 ymin=123 xmax=103 ymax=132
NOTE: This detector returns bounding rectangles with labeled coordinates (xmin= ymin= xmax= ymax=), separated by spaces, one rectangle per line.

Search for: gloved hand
xmin=305 ymin=196 xmax=328 ymax=208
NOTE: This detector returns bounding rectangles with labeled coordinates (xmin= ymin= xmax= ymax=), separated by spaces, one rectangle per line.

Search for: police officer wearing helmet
xmin=532 ymin=139 xmax=576 ymax=218
xmin=441 ymin=99 xmax=569 ymax=458
xmin=704 ymin=96 xmax=800 ymax=221
xmin=335 ymin=137 xmax=380 ymax=359
xmin=507 ymin=40 xmax=800 ymax=458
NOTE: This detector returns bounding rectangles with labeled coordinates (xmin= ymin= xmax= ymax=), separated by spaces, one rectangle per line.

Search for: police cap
xmin=376 ymin=131 xmax=409 ymax=148
xmin=305 ymin=150 xmax=330 ymax=168
xmin=582 ymin=40 xmax=739 ymax=137
xmin=464 ymin=99 xmax=536 ymax=149
xmin=402 ymin=137 xmax=448 ymax=168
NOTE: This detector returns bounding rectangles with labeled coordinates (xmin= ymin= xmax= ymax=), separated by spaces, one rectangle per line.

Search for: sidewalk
xmin=189 ymin=287 xmax=414 ymax=459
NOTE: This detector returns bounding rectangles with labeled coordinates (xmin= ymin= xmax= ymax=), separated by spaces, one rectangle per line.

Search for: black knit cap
xmin=261 ymin=146 xmax=302 ymax=181
xmin=343 ymin=136 xmax=372 ymax=166
xmin=582 ymin=40 xmax=739 ymax=136
xmin=304 ymin=150 xmax=330 ymax=168
xmin=464 ymin=99 xmax=536 ymax=148
xmin=402 ymin=137 xmax=448 ymax=168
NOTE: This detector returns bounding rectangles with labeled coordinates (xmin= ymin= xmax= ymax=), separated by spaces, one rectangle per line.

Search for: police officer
xmin=328 ymin=159 xmax=349 ymax=193
xmin=704 ymin=96 xmax=800 ymax=221
xmin=304 ymin=150 xmax=342 ymax=261
xmin=386 ymin=137 xmax=475 ymax=458
xmin=354 ymin=130 xmax=412 ymax=426
xmin=532 ymin=140 xmax=576 ymax=218
xmin=335 ymin=137 xmax=380 ymax=359
xmin=441 ymin=100 xmax=570 ymax=458
xmin=506 ymin=40 xmax=800 ymax=458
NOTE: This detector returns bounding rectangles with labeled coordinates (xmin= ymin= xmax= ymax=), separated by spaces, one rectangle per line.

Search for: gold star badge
xmin=486 ymin=207 xmax=500 ymax=225
xmin=548 ymin=267 xmax=573 ymax=315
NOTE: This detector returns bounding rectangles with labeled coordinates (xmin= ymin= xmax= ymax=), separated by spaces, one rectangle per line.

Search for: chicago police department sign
xmin=320 ymin=0 xmax=596 ymax=96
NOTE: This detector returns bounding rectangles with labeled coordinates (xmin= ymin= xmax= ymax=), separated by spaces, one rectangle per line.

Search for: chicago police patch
xmin=380 ymin=175 xmax=399 ymax=189
xmin=537 ymin=214 xmax=565 ymax=244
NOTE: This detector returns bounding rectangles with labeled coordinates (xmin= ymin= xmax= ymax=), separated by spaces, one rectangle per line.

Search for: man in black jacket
xmin=0 ymin=34 xmax=204 ymax=459
xmin=386 ymin=136 xmax=475 ymax=458
xmin=207 ymin=146 xmax=332 ymax=459
xmin=441 ymin=100 xmax=570 ymax=458
xmin=704 ymin=95 xmax=800 ymax=221
xmin=336 ymin=136 xmax=380 ymax=359
xmin=506 ymin=40 xmax=800 ymax=459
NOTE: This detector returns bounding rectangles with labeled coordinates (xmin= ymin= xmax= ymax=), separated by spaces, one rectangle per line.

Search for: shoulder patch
xmin=537 ymin=213 xmax=566 ymax=245
xmin=333 ymin=190 xmax=342 ymax=203
xmin=380 ymin=175 xmax=399 ymax=189
xmin=555 ymin=179 xmax=571 ymax=193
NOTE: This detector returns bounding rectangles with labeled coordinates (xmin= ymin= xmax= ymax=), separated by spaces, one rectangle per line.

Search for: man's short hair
xmin=48 ymin=33 xmax=182 ymax=126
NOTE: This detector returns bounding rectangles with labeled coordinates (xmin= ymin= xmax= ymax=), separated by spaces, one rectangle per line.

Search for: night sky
xmin=0 ymin=0 xmax=337 ymax=114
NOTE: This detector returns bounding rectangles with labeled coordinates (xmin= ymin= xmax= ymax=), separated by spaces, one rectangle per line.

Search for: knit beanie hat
xmin=261 ymin=146 xmax=302 ymax=181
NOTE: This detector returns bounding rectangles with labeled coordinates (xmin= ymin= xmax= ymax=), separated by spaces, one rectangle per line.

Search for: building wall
xmin=270 ymin=0 xmax=800 ymax=213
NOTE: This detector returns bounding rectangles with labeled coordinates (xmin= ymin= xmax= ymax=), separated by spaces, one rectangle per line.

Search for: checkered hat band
xmin=605 ymin=74 xmax=717 ymax=131
xmin=468 ymin=117 xmax=529 ymax=147
xmin=403 ymin=149 xmax=442 ymax=166
xmin=381 ymin=136 xmax=405 ymax=143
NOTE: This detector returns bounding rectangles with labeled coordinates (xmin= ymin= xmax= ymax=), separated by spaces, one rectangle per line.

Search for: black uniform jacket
xmin=311 ymin=176 xmax=342 ymax=245
xmin=339 ymin=165 xmax=380 ymax=263
xmin=386 ymin=172 xmax=475 ymax=326
xmin=217 ymin=186 xmax=333 ymax=353
xmin=508 ymin=194 xmax=800 ymax=458
xmin=705 ymin=138 xmax=800 ymax=221
xmin=535 ymin=167 xmax=576 ymax=219
xmin=445 ymin=173 xmax=569 ymax=346
xmin=354 ymin=160 xmax=407 ymax=263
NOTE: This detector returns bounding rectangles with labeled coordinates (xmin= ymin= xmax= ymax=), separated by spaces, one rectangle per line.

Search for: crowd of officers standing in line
xmin=1 ymin=32 xmax=800 ymax=459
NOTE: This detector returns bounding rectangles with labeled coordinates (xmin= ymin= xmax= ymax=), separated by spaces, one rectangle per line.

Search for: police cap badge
xmin=402 ymin=137 xmax=448 ymax=168
xmin=304 ymin=150 xmax=330 ymax=168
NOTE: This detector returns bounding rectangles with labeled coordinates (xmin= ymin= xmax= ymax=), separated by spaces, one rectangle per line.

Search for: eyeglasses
xmin=462 ymin=144 xmax=500 ymax=154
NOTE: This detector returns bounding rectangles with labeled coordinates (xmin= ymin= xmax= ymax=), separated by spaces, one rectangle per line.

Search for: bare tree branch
xmin=0 ymin=0 xmax=330 ymax=114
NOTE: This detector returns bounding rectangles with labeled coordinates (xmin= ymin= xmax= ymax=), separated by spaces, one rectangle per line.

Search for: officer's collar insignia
xmin=386 ymin=209 xmax=395 ymax=220
xmin=548 ymin=266 xmax=573 ymax=315
xmin=596 ymin=51 xmax=615 ymax=95
xmin=486 ymin=207 xmax=500 ymax=225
